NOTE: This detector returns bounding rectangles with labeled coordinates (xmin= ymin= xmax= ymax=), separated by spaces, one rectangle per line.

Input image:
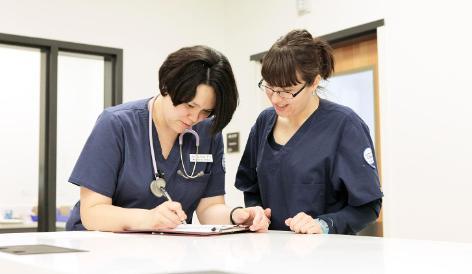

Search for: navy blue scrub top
xmin=235 ymin=99 xmax=383 ymax=234
xmin=66 ymin=98 xmax=225 ymax=231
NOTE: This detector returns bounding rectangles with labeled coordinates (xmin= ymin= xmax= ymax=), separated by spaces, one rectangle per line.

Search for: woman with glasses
xmin=66 ymin=45 xmax=270 ymax=232
xmin=235 ymin=30 xmax=383 ymax=234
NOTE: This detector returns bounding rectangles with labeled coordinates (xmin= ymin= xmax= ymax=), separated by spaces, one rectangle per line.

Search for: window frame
xmin=0 ymin=32 xmax=123 ymax=232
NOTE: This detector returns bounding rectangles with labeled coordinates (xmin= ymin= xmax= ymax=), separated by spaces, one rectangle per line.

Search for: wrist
xmin=315 ymin=218 xmax=329 ymax=234
xmin=126 ymin=209 xmax=153 ymax=231
xmin=230 ymin=206 xmax=243 ymax=225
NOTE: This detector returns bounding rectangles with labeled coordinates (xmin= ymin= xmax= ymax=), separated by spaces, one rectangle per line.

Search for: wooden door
xmin=331 ymin=35 xmax=383 ymax=236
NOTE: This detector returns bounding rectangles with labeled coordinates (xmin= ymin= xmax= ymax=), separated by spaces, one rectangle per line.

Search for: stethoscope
xmin=148 ymin=96 xmax=204 ymax=198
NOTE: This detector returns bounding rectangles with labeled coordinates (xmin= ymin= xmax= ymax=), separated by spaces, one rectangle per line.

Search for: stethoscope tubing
xmin=148 ymin=96 xmax=201 ymax=182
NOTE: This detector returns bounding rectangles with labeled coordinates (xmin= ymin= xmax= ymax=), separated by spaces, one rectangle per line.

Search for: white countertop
xmin=1 ymin=231 xmax=471 ymax=274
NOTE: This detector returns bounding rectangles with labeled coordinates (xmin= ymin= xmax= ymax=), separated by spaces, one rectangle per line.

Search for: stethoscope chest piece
xmin=150 ymin=177 xmax=166 ymax=197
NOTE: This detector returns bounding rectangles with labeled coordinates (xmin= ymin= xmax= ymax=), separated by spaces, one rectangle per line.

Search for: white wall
xmin=223 ymin=0 xmax=472 ymax=243
xmin=379 ymin=0 xmax=472 ymax=243
xmin=0 ymin=0 xmax=226 ymax=102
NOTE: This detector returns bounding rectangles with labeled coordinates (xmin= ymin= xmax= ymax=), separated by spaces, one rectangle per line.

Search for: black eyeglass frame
xmin=258 ymin=79 xmax=307 ymax=99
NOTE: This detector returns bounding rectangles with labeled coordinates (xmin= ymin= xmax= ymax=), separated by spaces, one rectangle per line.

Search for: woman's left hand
xmin=285 ymin=212 xmax=322 ymax=234
xmin=232 ymin=206 xmax=271 ymax=232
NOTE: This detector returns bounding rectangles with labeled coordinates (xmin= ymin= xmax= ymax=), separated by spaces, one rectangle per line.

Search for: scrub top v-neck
xmin=235 ymin=99 xmax=383 ymax=232
xmin=66 ymin=98 xmax=225 ymax=231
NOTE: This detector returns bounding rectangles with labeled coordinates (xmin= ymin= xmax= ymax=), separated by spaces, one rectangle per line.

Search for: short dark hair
xmin=159 ymin=45 xmax=239 ymax=134
xmin=261 ymin=29 xmax=335 ymax=88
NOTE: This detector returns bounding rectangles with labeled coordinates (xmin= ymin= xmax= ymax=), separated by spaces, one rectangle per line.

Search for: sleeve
xmin=319 ymin=198 xmax=382 ymax=234
xmin=318 ymin=116 xmax=384 ymax=234
xmin=235 ymin=126 xmax=262 ymax=207
xmin=68 ymin=110 xmax=124 ymax=198
xmin=201 ymin=132 xmax=226 ymax=198
xmin=330 ymin=117 xmax=383 ymax=206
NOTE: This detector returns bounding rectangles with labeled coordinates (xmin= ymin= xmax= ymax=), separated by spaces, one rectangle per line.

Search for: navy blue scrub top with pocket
xmin=66 ymin=98 xmax=225 ymax=231
xmin=235 ymin=99 xmax=383 ymax=234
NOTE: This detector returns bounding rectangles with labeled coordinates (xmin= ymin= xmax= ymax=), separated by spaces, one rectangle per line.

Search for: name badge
xmin=190 ymin=154 xmax=213 ymax=163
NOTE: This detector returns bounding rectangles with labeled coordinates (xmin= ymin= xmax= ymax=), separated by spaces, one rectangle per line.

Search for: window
xmin=0 ymin=33 xmax=122 ymax=232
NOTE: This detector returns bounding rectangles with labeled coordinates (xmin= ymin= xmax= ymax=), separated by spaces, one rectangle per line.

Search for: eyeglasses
xmin=258 ymin=79 xmax=306 ymax=99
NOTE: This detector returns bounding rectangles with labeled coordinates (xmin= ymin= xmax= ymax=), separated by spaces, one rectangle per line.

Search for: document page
xmin=124 ymin=224 xmax=250 ymax=236
xmin=160 ymin=224 xmax=246 ymax=233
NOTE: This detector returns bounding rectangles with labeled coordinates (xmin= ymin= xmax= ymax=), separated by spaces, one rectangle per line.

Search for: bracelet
xmin=230 ymin=206 xmax=243 ymax=225
xmin=315 ymin=218 xmax=330 ymax=234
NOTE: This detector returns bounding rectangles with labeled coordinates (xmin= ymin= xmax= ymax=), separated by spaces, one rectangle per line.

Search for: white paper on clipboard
xmin=124 ymin=224 xmax=250 ymax=236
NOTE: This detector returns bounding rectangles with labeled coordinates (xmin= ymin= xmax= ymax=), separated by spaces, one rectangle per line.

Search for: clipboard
xmin=124 ymin=224 xmax=250 ymax=236
xmin=0 ymin=244 xmax=87 ymax=255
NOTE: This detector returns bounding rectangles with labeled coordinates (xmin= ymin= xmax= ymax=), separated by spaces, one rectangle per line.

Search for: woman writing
xmin=66 ymin=45 xmax=269 ymax=232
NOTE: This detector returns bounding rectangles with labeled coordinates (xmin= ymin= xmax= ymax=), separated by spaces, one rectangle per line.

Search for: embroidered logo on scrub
xmin=363 ymin=147 xmax=376 ymax=169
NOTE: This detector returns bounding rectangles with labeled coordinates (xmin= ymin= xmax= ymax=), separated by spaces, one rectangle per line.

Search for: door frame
xmin=250 ymin=19 xmax=384 ymax=62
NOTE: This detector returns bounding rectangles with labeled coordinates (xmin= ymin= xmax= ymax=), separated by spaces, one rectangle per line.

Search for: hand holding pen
xmin=158 ymin=186 xmax=187 ymax=224
xmin=149 ymin=177 xmax=187 ymax=225
xmin=149 ymin=200 xmax=187 ymax=228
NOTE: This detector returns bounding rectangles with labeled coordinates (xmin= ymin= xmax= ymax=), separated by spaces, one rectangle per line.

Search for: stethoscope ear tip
xmin=177 ymin=169 xmax=205 ymax=179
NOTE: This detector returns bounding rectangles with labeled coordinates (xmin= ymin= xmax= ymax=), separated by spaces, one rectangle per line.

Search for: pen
xmin=159 ymin=186 xmax=187 ymax=224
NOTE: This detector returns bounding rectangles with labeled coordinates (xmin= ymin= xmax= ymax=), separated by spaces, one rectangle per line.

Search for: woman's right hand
xmin=148 ymin=201 xmax=187 ymax=229
xmin=232 ymin=206 xmax=271 ymax=232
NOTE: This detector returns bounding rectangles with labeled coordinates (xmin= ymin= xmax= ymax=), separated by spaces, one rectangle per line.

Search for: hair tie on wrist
xmin=230 ymin=206 xmax=243 ymax=225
